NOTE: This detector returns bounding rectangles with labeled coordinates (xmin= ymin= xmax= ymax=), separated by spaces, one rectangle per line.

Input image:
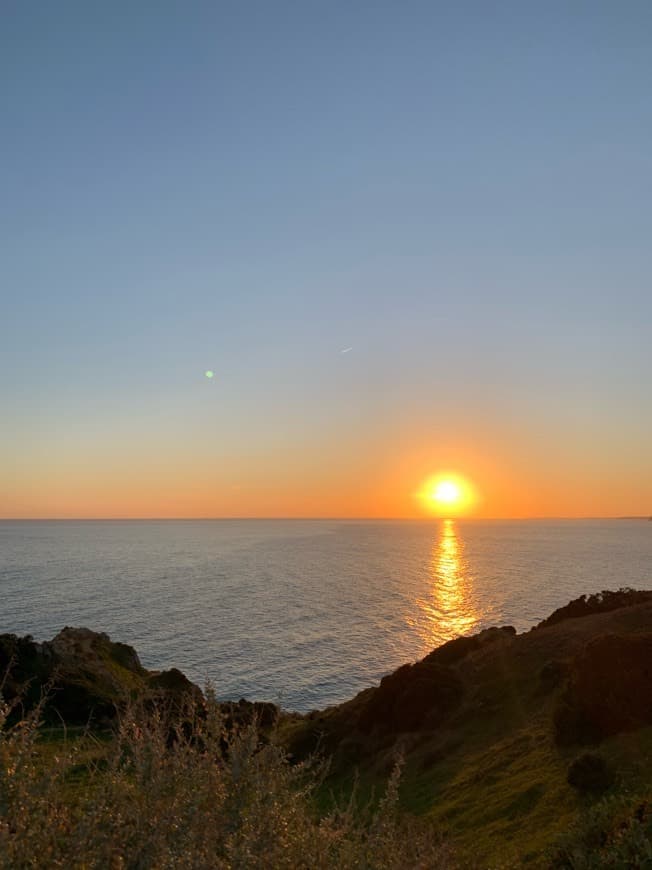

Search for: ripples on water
xmin=408 ymin=518 xmax=481 ymax=653
xmin=1 ymin=519 xmax=650 ymax=711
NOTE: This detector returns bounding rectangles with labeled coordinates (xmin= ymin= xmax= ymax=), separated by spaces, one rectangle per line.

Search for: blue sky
xmin=2 ymin=1 xmax=651 ymax=517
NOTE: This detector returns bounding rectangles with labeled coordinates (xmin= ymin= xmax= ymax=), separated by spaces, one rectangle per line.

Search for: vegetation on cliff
xmin=534 ymin=588 xmax=652 ymax=630
xmin=2 ymin=587 xmax=652 ymax=867
xmin=0 ymin=691 xmax=452 ymax=869
xmin=281 ymin=588 xmax=652 ymax=865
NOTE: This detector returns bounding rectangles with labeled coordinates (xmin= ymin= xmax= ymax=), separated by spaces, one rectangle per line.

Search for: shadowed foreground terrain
xmin=2 ymin=588 xmax=652 ymax=867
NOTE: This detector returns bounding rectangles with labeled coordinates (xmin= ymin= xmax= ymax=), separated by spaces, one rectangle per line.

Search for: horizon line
xmin=1 ymin=515 xmax=649 ymax=522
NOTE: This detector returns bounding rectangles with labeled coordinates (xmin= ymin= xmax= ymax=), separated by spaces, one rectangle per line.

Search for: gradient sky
xmin=2 ymin=1 xmax=651 ymax=518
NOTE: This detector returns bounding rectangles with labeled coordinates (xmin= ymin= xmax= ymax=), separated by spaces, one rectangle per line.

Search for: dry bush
xmin=0 ymin=689 xmax=454 ymax=869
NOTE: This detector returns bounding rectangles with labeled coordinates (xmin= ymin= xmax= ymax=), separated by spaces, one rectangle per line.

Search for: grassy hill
xmin=281 ymin=590 xmax=652 ymax=865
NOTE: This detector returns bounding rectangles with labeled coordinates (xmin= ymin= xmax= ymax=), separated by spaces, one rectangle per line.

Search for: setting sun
xmin=417 ymin=473 xmax=478 ymax=516
xmin=432 ymin=480 xmax=461 ymax=504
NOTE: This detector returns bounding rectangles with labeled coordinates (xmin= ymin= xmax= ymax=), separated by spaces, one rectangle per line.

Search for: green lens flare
xmin=205 ymin=370 xmax=214 ymax=379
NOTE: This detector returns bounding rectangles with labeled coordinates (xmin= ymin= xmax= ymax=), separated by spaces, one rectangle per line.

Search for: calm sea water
xmin=1 ymin=519 xmax=650 ymax=711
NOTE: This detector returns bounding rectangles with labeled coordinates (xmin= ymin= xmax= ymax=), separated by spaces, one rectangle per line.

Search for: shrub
xmin=548 ymin=794 xmax=652 ymax=868
xmin=553 ymin=633 xmax=652 ymax=745
xmin=0 ymin=689 xmax=455 ymax=869
xmin=358 ymin=661 xmax=463 ymax=734
xmin=539 ymin=659 xmax=568 ymax=693
xmin=535 ymin=588 xmax=652 ymax=630
xmin=567 ymin=753 xmax=614 ymax=794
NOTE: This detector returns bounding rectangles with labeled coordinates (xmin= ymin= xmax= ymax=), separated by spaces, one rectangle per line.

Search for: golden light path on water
xmin=410 ymin=519 xmax=479 ymax=654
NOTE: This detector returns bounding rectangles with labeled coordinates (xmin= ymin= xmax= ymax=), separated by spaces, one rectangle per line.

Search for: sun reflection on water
xmin=411 ymin=519 xmax=479 ymax=653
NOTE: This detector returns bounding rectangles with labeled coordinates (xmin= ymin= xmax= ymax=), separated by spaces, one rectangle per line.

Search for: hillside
xmin=2 ymin=589 xmax=652 ymax=866
xmin=282 ymin=589 xmax=652 ymax=864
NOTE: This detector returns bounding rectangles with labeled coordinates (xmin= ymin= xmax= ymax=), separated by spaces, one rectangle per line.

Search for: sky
xmin=2 ymin=1 xmax=651 ymax=519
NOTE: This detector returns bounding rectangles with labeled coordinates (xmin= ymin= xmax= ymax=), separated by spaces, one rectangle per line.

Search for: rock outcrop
xmin=0 ymin=627 xmax=202 ymax=726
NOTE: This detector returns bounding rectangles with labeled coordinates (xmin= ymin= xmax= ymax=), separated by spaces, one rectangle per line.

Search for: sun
xmin=432 ymin=480 xmax=461 ymax=505
xmin=416 ymin=473 xmax=478 ymax=516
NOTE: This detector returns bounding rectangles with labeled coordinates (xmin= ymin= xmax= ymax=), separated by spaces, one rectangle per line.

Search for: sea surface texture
xmin=1 ymin=519 xmax=650 ymax=711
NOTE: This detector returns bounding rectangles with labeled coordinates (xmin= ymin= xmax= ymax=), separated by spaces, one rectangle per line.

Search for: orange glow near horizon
xmin=2 ymin=428 xmax=651 ymax=519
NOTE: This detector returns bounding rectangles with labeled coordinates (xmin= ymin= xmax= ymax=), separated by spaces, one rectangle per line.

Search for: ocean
xmin=1 ymin=518 xmax=650 ymax=711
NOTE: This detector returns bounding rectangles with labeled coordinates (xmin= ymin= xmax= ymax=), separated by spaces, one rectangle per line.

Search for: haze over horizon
xmin=3 ymin=2 xmax=651 ymax=520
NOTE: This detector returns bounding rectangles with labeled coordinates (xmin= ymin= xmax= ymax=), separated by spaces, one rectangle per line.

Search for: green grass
xmin=285 ymin=613 xmax=652 ymax=867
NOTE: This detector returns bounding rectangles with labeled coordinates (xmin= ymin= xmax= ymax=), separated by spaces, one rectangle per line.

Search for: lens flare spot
xmin=205 ymin=370 xmax=214 ymax=379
